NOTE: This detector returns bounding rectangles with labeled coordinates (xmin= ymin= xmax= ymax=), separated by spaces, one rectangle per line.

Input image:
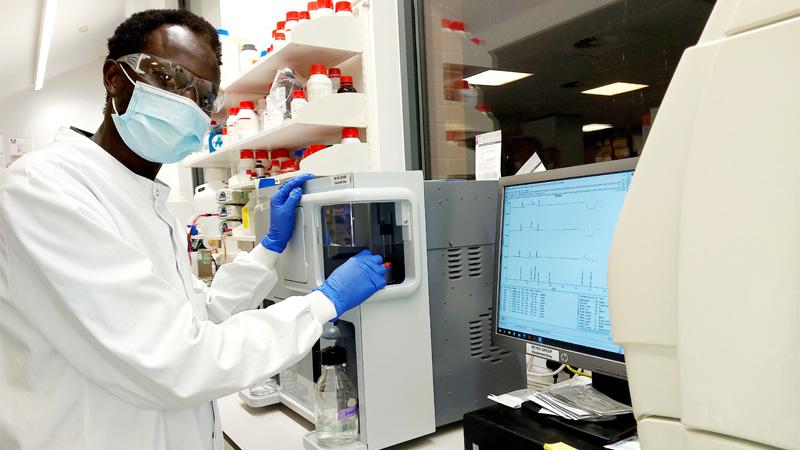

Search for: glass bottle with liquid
xmin=315 ymin=346 xmax=359 ymax=447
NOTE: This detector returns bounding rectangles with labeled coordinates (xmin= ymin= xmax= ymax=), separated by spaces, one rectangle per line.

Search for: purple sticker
xmin=337 ymin=404 xmax=358 ymax=420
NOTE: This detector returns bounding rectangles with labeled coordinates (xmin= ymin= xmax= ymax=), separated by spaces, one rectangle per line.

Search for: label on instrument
xmin=526 ymin=343 xmax=560 ymax=362
xmin=331 ymin=173 xmax=352 ymax=186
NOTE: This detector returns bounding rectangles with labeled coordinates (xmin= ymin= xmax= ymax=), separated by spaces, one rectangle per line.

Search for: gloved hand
xmin=317 ymin=250 xmax=388 ymax=317
xmin=261 ymin=173 xmax=314 ymax=253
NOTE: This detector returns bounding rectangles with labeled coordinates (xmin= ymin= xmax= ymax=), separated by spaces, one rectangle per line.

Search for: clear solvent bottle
xmin=315 ymin=346 xmax=359 ymax=447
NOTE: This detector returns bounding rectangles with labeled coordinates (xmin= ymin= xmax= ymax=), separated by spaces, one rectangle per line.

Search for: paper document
xmin=604 ymin=435 xmax=640 ymax=450
xmin=475 ymin=130 xmax=502 ymax=180
xmin=516 ymin=152 xmax=546 ymax=175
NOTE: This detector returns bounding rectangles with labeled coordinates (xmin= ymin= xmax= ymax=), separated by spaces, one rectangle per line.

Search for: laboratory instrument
xmin=608 ymin=2 xmax=800 ymax=449
xmin=251 ymin=172 xmax=435 ymax=450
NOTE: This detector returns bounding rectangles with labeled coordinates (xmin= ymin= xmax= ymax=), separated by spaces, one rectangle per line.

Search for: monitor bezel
xmin=492 ymin=158 xmax=638 ymax=379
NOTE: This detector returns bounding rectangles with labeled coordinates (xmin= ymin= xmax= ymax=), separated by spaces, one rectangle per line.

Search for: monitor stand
xmin=521 ymin=373 xmax=637 ymax=444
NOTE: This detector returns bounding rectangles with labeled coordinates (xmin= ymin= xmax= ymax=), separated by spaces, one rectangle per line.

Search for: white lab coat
xmin=0 ymin=128 xmax=336 ymax=450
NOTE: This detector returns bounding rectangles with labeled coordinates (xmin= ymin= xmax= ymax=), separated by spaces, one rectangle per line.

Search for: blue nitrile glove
xmin=317 ymin=250 xmax=388 ymax=317
xmin=261 ymin=173 xmax=315 ymax=253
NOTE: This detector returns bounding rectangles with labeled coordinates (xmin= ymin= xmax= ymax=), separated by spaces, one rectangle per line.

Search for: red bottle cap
xmin=229 ymin=107 xmax=239 ymax=115
xmin=271 ymin=149 xmax=290 ymax=159
xmin=276 ymin=21 xmax=286 ymax=30
xmin=476 ymin=103 xmax=491 ymax=113
xmin=280 ymin=160 xmax=298 ymax=170
xmin=310 ymin=64 xmax=327 ymax=75
xmin=255 ymin=150 xmax=269 ymax=160
xmin=274 ymin=32 xmax=285 ymax=41
xmin=328 ymin=67 xmax=341 ymax=77
xmin=239 ymin=100 xmax=255 ymax=110
xmin=303 ymin=144 xmax=327 ymax=158
xmin=222 ymin=127 xmax=228 ymax=135
xmin=286 ymin=11 xmax=299 ymax=21
xmin=335 ymin=1 xmax=351 ymax=13
xmin=240 ymin=150 xmax=254 ymax=159
xmin=470 ymin=37 xmax=482 ymax=45
xmin=451 ymin=21 xmax=465 ymax=31
xmin=317 ymin=0 xmax=333 ymax=9
xmin=457 ymin=80 xmax=469 ymax=89
xmin=299 ymin=11 xmax=311 ymax=20
xmin=341 ymin=127 xmax=359 ymax=139
xmin=307 ymin=1 xmax=318 ymax=11
xmin=340 ymin=75 xmax=353 ymax=84
xmin=210 ymin=120 xmax=217 ymax=125
xmin=292 ymin=90 xmax=306 ymax=99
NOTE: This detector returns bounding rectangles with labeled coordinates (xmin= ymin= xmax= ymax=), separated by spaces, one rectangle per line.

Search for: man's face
xmin=105 ymin=24 xmax=220 ymax=115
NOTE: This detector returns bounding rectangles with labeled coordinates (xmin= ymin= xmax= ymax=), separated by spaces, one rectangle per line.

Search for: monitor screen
xmin=496 ymin=170 xmax=634 ymax=362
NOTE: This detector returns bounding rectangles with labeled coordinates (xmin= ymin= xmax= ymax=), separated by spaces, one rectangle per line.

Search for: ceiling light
xmin=581 ymin=82 xmax=648 ymax=96
xmin=463 ymin=70 xmax=532 ymax=86
xmin=34 ymin=0 xmax=59 ymax=91
xmin=582 ymin=123 xmax=613 ymax=132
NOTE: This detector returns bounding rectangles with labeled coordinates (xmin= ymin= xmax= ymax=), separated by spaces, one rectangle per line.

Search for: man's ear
xmin=102 ymin=59 xmax=127 ymax=99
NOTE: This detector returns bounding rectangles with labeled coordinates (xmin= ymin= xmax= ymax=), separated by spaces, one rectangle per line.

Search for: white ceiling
xmin=0 ymin=0 xmax=126 ymax=97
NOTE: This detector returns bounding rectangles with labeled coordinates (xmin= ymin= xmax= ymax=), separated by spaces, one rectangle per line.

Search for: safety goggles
xmin=117 ymin=53 xmax=225 ymax=114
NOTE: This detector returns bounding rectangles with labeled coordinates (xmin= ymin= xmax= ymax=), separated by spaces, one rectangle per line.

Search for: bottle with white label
xmin=307 ymin=1 xmax=319 ymax=20
xmin=239 ymin=44 xmax=259 ymax=73
xmin=237 ymin=101 xmax=259 ymax=140
xmin=328 ymin=68 xmax=341 ymax=92
xmin=316 ymin=0 xmax=334 ymax=17
xmin=334 ymin=1 xmax=353 ymax=16
xmin=458 ymin=80 xmax=478 ymax=108
xmin=341 ymin=127 xmax=361 ymax=144
xmin=285 ymin=11 xmax=299 ymax=35
xmin=298 ymin=10 xmax=311 ymax=24
xmin=307 ymin=64 xmax=333 ymax=102
xmin=315 ymin=346 xmax=358 ymax=446
xmin=290 ymin=90 xmax=308 ymax=118
xmin=226 ymin=107 xmax=240 ymax=143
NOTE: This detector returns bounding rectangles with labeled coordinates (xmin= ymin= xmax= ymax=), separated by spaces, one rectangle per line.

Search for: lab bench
xmin=219 ymin=394 xmax=464 ymax=450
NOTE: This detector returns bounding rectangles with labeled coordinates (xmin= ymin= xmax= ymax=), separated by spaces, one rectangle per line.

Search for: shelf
xmin=229 ymin=180 xmax=258 ymax=191
xmin=185 ymin=93 xmax=367 ymax=169
xmin=299 ymin=143 xmax=368 ymax=175
xmin=223 ymin=15 xmax=363 ymax=99
xmin=232 ymin=235 xmax=256 ymax=242
xmin=433 ymin=32 xmax=493 ymax=69
xmin=439 ymin=100 xmax=496 ymax=132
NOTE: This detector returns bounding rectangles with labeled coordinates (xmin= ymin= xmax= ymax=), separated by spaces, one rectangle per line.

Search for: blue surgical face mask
xmin=111 ymin=66 xmax=211 ymax=164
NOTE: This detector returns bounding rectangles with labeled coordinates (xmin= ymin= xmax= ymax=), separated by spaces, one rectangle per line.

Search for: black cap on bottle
xmin=320 ymin=346 xmax=347 ymax=366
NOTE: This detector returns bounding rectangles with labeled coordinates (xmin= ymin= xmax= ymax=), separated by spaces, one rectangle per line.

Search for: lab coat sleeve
xmin=194 ymin=241 xmax=336 ymax=323
xmin=2 ymin=164 xmax=337 ymax=411
xmin=195 ymin=244 xmax=279 ymax=323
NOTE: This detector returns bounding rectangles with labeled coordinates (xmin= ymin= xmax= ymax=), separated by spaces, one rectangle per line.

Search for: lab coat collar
xmin=55 ymin=126 xmax=171 ymax=202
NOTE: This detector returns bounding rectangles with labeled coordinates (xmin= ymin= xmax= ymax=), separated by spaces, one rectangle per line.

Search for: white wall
xmin=0 ymin=56 xmax=194 ymax=223
xmin=0 ymin=57 xmax=105 ymax=150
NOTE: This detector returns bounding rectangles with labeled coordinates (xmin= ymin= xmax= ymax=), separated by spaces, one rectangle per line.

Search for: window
xmin=419 ymin=0 xmax=715 ymax=179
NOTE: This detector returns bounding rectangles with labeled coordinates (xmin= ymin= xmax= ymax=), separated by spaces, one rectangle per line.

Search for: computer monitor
xmin=493 ymin=158 xmax=637 ymax=379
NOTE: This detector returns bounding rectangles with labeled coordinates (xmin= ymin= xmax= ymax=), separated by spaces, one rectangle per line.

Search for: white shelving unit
xmin=299 ymin=142 xmax=369 ymax=175
xmin=435 ymin=32 xmax=493 ymax=68
xmin=441 ymin=100 xmax=495 ymax=132
xmin=222 ymin=15 xmax=362 ymax=100
xmin=185 ymin=93 xmax=367 ymax=169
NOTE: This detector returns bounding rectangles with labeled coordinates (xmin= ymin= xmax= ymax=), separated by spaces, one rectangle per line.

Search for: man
xmin=0 ymin=9 xmax=386 ymax=450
